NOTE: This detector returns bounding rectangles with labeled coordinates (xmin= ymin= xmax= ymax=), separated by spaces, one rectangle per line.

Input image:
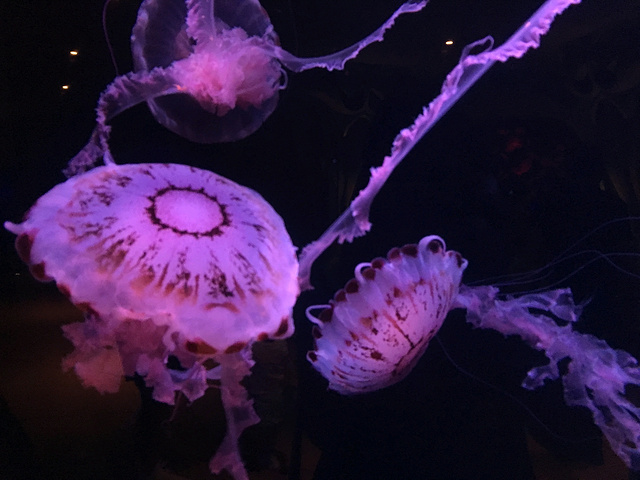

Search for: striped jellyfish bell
xmin=306 ymin=235 xmax=467 ymax=394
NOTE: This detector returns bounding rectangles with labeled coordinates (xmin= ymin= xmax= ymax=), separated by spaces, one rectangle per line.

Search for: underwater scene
xmin=2 ymin=0 xmax=640 ymax=479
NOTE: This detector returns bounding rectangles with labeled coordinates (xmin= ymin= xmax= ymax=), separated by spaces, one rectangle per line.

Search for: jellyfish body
xmin=131 ymin=0 xmax=283 ymax=143
xmin=307 ymin=236 xmax=467 ymax=394
xmin=66 ymin=0 xmax=427 ymax=175
xmin=307 ymin=232 xmax=640 ymax=469
xmin=5 ymin=162 xmax=299 ymax=480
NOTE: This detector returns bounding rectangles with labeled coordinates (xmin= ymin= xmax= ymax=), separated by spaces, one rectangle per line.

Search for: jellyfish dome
xmin=4 ymin=162 xmax=299 ymax=479
xmin=131 ymin=0 xmax=284 ymax=143
xmin=307 ymin=236 xmax=467 ymax=394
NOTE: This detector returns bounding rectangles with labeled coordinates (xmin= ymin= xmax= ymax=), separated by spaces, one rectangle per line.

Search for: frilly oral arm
xmin=455 ymin=284 xmax=640 ymax=470
xmin=64 ymin=68 xmax=181 ymax=177
xmin=272 ymin=1 xmax=428 ymax=72
xmin=297 ymin=0 xmax=582 ymax=291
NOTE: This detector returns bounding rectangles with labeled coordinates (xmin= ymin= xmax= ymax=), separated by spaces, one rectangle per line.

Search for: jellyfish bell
xmin=4 ymin=162 xmax=299 ymax=479
xmin=306 ymin=235 xmax=467 ymax=394
xmin=5 ymin=162 xmax=298 ymax=352
xmin=66 ymin=0 xmax=427 ymax=175
xmin=131 ymin=0 xmax=284 ymax=143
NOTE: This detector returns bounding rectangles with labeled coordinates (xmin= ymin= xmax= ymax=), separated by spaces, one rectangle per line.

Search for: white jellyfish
xmin=5 ymin=162 xmax=299 ymax=480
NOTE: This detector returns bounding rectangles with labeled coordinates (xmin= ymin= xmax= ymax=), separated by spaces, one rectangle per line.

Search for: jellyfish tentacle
xmin=272 ymin=1 xmax=428 ymax=73
xmin=305 ymin=304 xmax=332 ymax=327
xmin=96 ymin=68 xmax=181 ymax=122
xmin=64 ymin=68 xmax=180 ymax=176
xmin=102 ymin=0 xmax=120 ymax=75
xmin=455 ymin=285 xmax=640 ymax=470
xmin=64 ymin=125 xmax=112 ymax=177
xmin=210 ymin=349 xmax=261 ymax=480
xmin=297 ymin=0 xmax=582 ymax=290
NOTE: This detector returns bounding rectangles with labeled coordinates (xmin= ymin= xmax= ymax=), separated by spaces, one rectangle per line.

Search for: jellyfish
xmin=65 ymin=0 xmax=427 ymax=175
xmin=306 ymin=233 xmax=640 ymax=469
xmin=4 ymin=162 xmax=299 ymax=480
xmin=306 ymin=236 xmax=467 ymax=394
xmin=296 ymin=0 xmax=640 ymax=471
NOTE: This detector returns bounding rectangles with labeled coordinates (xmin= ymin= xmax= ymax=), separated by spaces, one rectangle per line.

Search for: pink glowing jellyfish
xmin=298 ymin=0 xmax=640 ymax=471
xmin=4 ymin=162 xmax=299 ymax=480
xmin=306 ymin=236 xmax=467 ymax=394
xmin=66 ymin=0 xmax=426 ymax=175
xmin=306 ymin=233 xmax=640 ymax=470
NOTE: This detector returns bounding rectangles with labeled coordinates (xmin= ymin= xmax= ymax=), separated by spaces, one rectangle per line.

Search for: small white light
xmin=69 ymin=50 xmax=78 ymax=56
xmin=445 ymin=40 xmax=454 ymax=46
xmin=62 ymin=85 xmax=70 ymax=90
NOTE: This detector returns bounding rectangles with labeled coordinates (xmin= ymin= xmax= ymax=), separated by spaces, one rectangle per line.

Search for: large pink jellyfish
xmin=298 ymin=0 xmax=640 ymax=471
xmin=4 ymin=162 xmax=299 ymax=480
xmin=66 ymin=0 xmax=426 ymax=175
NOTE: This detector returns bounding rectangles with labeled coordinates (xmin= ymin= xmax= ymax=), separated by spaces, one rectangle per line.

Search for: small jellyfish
xmin=130 ymin=0 xmax=285 ymax=143
xmin=307 ymin=233 xmax=640 ymax=470
xmin=4 ymin=162 xmax=299 ymax=480
xmin=67 ymin=0 xmax=426 ymax=175
xmin=306 ymin=236 xmax=466 ymax=394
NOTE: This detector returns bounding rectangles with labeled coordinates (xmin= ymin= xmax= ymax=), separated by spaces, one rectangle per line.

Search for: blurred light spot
xmin=69 ymin=50 xmax=78 ymax=56
xmin=62 ymin=85 xmax=70 ymax=90
xmin=445 ymin=40 xmax=454 ymax=46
